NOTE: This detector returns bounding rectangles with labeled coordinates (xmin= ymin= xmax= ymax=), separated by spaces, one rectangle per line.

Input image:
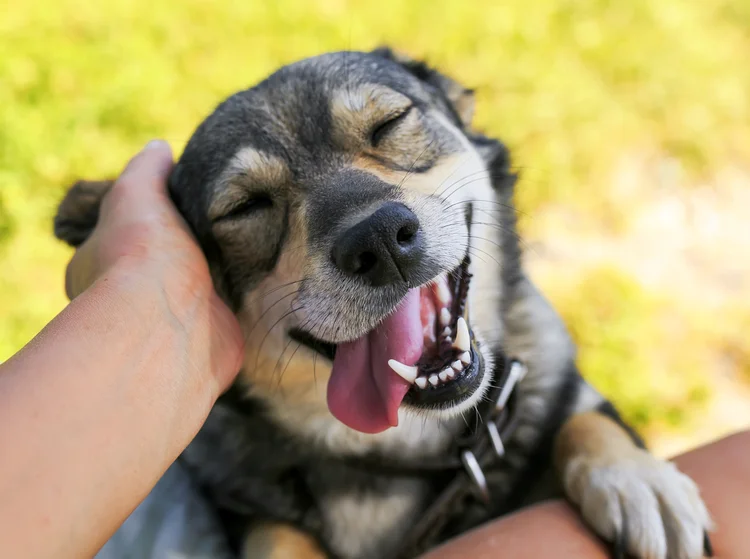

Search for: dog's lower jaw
xmin=555 ymin=412 xmax=713 ymax=559
xmin=401 ymin=334 xmax=495 ymax=423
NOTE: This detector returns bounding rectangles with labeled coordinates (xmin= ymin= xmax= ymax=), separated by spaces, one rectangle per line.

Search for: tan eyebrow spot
xmin=329 ymin=85 xmax=412 ymax=144
xmin=225 ymin=147 xmax=290 ymax=184
xmin=209 ymin=147 xmax=289 ymax=221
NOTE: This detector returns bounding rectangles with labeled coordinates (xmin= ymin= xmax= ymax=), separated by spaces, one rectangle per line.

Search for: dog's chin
xmin=290 ymin=254 xmax=491 ymax=422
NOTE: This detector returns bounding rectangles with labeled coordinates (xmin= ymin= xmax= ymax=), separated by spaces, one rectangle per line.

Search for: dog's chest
xmin=298 ymin=414 xmax=461 ymax=558
xmin=309 ymin=467 xmax=431 ymax=559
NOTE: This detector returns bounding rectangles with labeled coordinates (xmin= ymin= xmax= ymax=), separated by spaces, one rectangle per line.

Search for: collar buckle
xmin=460 ymin=358 xmax=526 ymax=502
xmin=460 ymin=449 xmax=489 ymax=503
xmin=493 ymin=360 xmax=527 ymax=413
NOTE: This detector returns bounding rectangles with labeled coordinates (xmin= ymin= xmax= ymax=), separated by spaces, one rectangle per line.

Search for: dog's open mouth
xmin=290 ymin=255 xmax=483 ymax=434
xmin=400 ymin=256 xmax=483 ymax=404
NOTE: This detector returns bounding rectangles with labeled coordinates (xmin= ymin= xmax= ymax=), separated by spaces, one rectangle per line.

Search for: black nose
xmin=331 ymin=202 xmax=424 ymax=286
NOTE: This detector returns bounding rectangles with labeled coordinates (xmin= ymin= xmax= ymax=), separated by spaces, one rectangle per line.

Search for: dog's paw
xmin=563 ymin=449 xmax=713 ymax=559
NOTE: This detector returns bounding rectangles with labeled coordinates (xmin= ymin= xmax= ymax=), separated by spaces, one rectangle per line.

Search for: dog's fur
xmin=55 ymin=49 xmax=712 ymax=559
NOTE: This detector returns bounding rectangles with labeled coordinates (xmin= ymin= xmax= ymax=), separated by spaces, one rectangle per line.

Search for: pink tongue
xmin=327 ymin=289 xmax=424 ymax=433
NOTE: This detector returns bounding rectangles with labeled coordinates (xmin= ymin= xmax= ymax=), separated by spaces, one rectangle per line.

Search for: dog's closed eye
xmin=370 ymin=106 xmax=413 ymax=147
xmin=213 ymin=193 xmax=273 ymax=222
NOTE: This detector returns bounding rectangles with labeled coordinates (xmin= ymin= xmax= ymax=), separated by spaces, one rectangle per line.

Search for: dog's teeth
xmin=444 ymin=336 xmax=452 ymax=344
xmin=429 ymin=374 xmax=439 ymax=386
xmin=436 ymin=279 xmax=452 ymax=306
xmin=439 ymin=369 xmax=451 ymax=382
xmin=388 ymin=360 xmax=418 ymax=384
xmin=451 ymin=360 xmax=463 ymax=372
xmin=440 ymin=308 xmax=451 ymax=327
xmin=441 ymin=327 xmax=451 ymax=338
xmin=446 ymin=368 xmax=456 ymax=379
xmin=459 ymin=351 xmax=471 ymax=365
xmin=415 ymin=377 xmax=428 ymax=389
xmin=454 ymin=317 xmax=470 ymax=351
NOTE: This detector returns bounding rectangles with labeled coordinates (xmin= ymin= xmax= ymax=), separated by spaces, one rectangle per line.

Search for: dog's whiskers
xmin=430 ymin=152 xmax=474 ymax=197
xmin=468 ymin=247 xmax=502 ymax=267
xmin=254 ymin=303 xmax=301 ymax=372
xmin=275 ymin=310 xmax=331 ymax=391
xmin=439 ymin=220 xmax=535 ymax=255
xmin=244 ymin=280 xmax=304 ymax=309
xmin=443 ymin=198 xmax=530 ymax=219
xmin=275 ymin=341 xmax=303 ymax=391
xmin=244 ymin=290 xmax=300 ymax=342
xmin=438 ymin=212 xmax=529 ymax=243
xmin=438 ymin=169 xmax=513 ymax=200
xmin=396 ymin=140 xmax=436 ymax=192
xmin=437 ymin=169 xmax=506 ymax=201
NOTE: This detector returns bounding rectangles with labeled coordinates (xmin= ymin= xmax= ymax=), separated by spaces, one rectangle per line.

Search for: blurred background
xmin=2 ymin=1 xmax=749 ymax=456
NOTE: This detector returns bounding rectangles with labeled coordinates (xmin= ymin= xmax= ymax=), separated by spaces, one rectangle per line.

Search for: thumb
xmin=100 ymin=140 xmax=175 ymax=218
xmin=119 ymin=140 xmax=174 ymax=192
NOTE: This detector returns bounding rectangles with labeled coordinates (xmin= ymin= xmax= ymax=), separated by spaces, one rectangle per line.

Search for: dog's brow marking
xmin=331 ymin=84 xmax=410 ymax=117
xmin=227 ymin=147 xmax=290 ymax=184
xmin=209 ymin=148 xmax=290 ymax=220
xmin=329 ymin=85 xmax=412 ymax=143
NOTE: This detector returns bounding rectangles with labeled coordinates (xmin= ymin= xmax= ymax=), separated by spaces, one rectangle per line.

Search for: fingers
xmin=64 ymin=140 xmax=175 ymax=300
xmin=99 ymin=140 xmax=174 ymax=218
xmin=119 ymin=140 xmax=174 ymax=194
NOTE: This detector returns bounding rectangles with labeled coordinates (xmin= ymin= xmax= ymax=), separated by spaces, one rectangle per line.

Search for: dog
xmin=54 ymin=48 xmax=713 ymax=559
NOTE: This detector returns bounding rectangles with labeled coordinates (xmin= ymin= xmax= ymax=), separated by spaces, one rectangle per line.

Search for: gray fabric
xmin=96 ymin=462 xmax=234 ymax=559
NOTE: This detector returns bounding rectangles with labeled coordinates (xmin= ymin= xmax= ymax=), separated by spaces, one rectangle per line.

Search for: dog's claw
xmin=608 ymin=529 xmax=712 ymax=559
xmin=703 ymin=531 xmax=714 ymax=557
xmin=610 ymin=500 xmax=628 ymax=559
xmin=567 ymin=451 xmax=712 ymax=559
xmin=611 ymin=539 xmax=626 ymax=559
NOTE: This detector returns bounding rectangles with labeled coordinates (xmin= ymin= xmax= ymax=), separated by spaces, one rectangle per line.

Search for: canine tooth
xmin=388 ymin=360 xmax=418 ymax=384
xmin=436 ymin=279 xmax=452 ymax=306
xmin=415 ymin=377 xmax=428 ymax=389
xmin=444 ymin=336 xmax=452 ymax=344
xmin=454 ymin=317 xmax=470 ymax=351
xmin=459 ymin=351 xmax=471 ymax=365
xmin=440 ymin=308 xmax=451 ymax=326
xmin=451 ymin=360 xmax=463 ymax=372
xmin=429 ymin=374 xmax=439 ymax=386
xmin=441 ymin=327 xmax=451 ymax=338
xmin=439 ymin=369 xmax=450 ymax=382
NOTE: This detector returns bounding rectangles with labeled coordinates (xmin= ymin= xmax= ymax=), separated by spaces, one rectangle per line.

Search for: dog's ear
xmin=54 ymin=179 xmax=113 ymax=247
xmin=371 ymin=47 xmax=475 ymax=128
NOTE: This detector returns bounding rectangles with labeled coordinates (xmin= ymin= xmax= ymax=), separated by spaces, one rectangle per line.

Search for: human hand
xmin=64 ymin=140 xmax=244 ymax=392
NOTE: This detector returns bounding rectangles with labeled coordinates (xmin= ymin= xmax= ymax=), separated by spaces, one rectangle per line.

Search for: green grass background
xmin=2 ymin=0 xmax=749 ymax=440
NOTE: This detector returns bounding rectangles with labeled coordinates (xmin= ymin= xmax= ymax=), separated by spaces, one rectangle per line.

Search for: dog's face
xmin=172 ymin=50 xmax=512 ymax=435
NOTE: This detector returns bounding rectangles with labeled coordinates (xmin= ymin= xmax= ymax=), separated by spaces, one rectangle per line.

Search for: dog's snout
xmin=331 ymin=202 xmax=424 ymax=286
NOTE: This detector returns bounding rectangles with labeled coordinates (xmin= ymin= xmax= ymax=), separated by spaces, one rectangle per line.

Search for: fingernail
xmin=144 ymin=139 xmax=168 ymax=151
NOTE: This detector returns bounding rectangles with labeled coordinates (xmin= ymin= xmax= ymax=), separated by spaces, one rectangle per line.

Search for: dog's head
xmin=56 ymin=49 xmax=518 ymax=436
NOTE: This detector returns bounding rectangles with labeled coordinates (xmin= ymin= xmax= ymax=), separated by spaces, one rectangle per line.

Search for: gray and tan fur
xmin=55 ymin=48 xmax=712 ymax=559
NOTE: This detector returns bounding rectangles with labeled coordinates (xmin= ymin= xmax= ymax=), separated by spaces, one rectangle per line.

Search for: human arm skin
xmin=0 ymin=141 xmax=244 ymax=559
xmin=423 ymin=431 xmax=750 ymax=559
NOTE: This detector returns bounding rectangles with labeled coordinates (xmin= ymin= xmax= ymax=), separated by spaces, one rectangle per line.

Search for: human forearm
xmin=0 ymin=262 xmax=229 ymax=558
xmin=423 ymin=432 xmax=750 ymax=559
